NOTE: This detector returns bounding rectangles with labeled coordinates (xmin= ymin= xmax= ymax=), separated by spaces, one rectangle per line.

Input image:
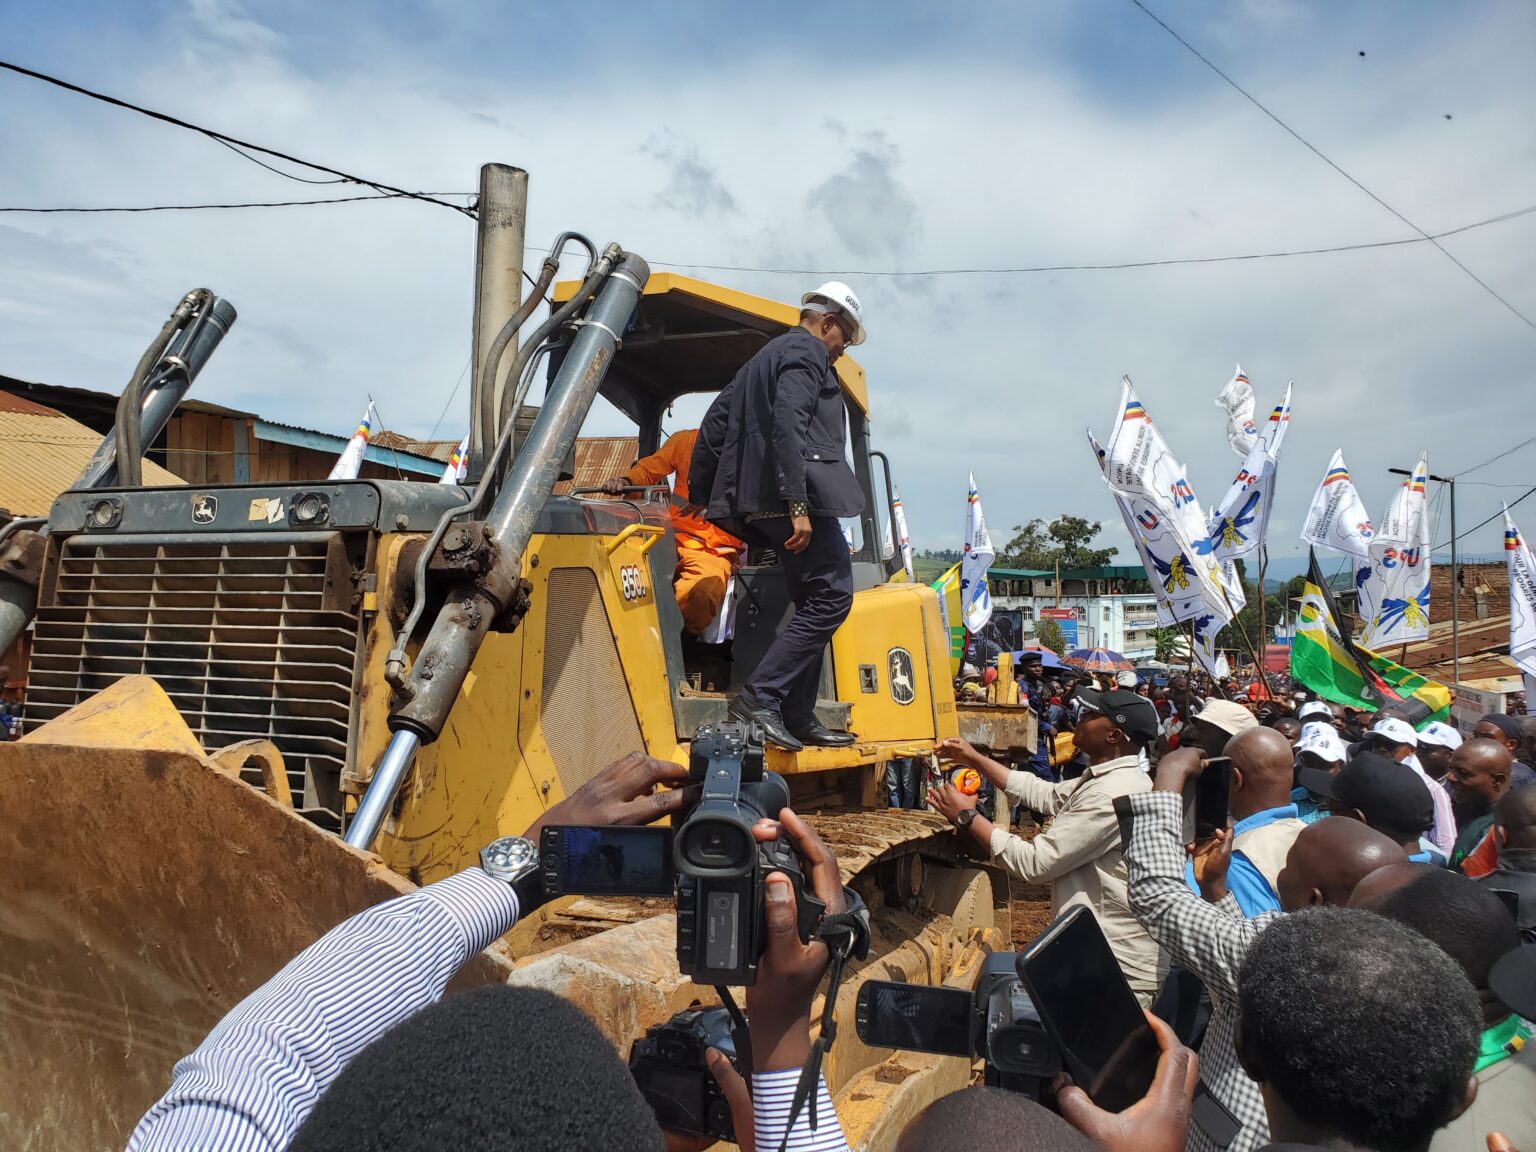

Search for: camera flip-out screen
xmin=541 ymin=826 xmax=675 ymax=897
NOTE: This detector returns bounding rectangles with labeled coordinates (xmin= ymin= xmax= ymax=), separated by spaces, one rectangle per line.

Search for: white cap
xmin=1370 ymin=716 xmax=1418 ymax=747
xmin=1297 ymin=701 xmax=1332 ymax=722
xmin=1418 ymin=721 xmax=1464 ymax=751
xmin=1116 ymin=670 xmax=1139 ymax=688
xmin=802 ymin=281 xmax=866 ymax=346
xmin=1297 ymin=721 xmax=1348 ymax=764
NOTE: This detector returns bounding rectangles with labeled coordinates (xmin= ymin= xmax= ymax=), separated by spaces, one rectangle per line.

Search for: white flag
xmin=1214 ymin=364 xmax=1258 ymax=458
xmin=439 ymin=434 xmax=469 ymax=485
xmin=892 ymin=486 xmax=914 ymax=582
xmin=1100 ymin=380 xmax=1234 ymax=631
xmin=1505 ymin=508 xmax=1536 ymax=679
xmin=960 ymin=472 xmax=995 ymax=633
xmin=1206 ymin=384 xmax=1292 ymax=562
xmin=1213 ymin=651 xmax=1231 ymax=680
xmin=327 ymin=400 xmax=378 ymax=481
xmin=1300 ymin=449 xmax=1376 ymax=559
xmin=1359 ymin=453 xmax=1432 ymax=647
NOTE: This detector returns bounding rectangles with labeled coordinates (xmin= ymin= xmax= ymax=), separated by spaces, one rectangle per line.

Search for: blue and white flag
xmin=327 ymin=400 xmax=378 ymax=481
xmin=1359 ymin=453 xmax=1431 ymax=648
xmin=1206 ymin=383 xmax=1291 ymax=562
xmin=961 ymin=472 xmax=994 ymax=633
xmin=1214 ymin=363 xmax=1258 ymax=458
xmin=439 ymin=434 xmax=469 ymax=485
xmin=1504 ymin=508 xmax=1536 ymax=681
xmin=892 ymin=486 xmax=914 ymax=582
xmin=1301 ymin=449 xmax=1375 ymax=560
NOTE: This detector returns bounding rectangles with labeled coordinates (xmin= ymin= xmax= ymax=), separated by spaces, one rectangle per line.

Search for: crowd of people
xmin=920 ymin=653 xmax=1536 ymax=1151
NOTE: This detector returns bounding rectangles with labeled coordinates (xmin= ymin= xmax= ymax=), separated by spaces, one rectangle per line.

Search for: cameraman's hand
xmin=1055 ymin=1011 xmax=1198 ymax=1152
xmin=1186 ymin=824 xmax=1234 ymax=904
xmin=746 ymin=808 xmax=846 ymax=1072
xmin=1153 ymin=746 xmax=1205 ymax=794
xmin=521 ymin=751 xmax=695 ymax=842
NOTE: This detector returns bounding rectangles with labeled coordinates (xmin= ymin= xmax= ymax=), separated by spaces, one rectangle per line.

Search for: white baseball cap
xmin=1418 ymin=721 xmax=1464 ymax=751
xmin=1116 ymin=670 xmax=1140 ymax=688
xmin=1297 ymin=701 xmax=1333 ymax=722
xmin=1297 ymin=721 xmax=1348 ymax=764
xmin=1369 ymin=716 xmax=1418 ymax=747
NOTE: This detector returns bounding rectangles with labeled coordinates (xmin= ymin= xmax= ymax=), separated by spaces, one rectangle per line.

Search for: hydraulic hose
xmin=383 ymin=246 xmax=620 ymax=694
xmin=114 ymin=289 xmax=207 ymax=487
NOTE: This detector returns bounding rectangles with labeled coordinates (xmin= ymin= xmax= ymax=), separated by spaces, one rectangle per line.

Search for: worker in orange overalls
xmin=604 ymin=429 xmax=744 ymax=636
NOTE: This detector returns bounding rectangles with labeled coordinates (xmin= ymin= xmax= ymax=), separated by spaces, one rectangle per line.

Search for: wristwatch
xmin=955 ymin=808 xmax=978 ymax=830
xmin=479 ymin=835 xmax=544 ymax=914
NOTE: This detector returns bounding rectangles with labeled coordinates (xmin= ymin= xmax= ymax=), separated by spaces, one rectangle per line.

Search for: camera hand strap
xmin=775 ymin=887 xmax=871 ymax=1152
xmin=715 ymin=985 xmax=754 ymax=1099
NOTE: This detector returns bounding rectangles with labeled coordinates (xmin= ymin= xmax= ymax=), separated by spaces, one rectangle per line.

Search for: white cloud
xmin=0 ymin=2 xmax=1532 ymax=564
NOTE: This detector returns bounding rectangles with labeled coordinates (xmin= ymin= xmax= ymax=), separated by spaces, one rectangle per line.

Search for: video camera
xmin=856 ymin=952 xmax=1060 ymax=1098
xmin=627 ymin=1006 xmax=740 ymax=1143
xmin=673 ymin=722 xmax=825 ymax=986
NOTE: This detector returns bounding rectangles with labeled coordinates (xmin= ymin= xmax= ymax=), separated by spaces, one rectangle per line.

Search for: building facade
xmin=986 ymin=565 xmax=1161 ymax=661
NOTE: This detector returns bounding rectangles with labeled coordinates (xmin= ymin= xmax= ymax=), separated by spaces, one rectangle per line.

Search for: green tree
xmin=1151 ymin=626 xmax=1183 ymax=663
xmin=1035 ymin=617 xmax=1067 ymax=655
xmin=999 ymin=516 xmax=1115 ymax=571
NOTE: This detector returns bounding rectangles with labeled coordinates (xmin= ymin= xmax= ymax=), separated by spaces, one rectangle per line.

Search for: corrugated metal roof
xmin=554 ymin=437 xmax=639 ymax=495
xmin=0 ymin=408 xmax=182 ymax=516
xmin=0 ymin=391 xmax=62 ymax=417
xmin=372 ymin=432 xmax=459 ymax=463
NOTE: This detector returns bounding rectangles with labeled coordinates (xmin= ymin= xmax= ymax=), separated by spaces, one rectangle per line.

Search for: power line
xmin=1453 ymin=433 xmax=1536 ymax=479
xmin=1433 ymin=486 xmax=1536 ymax=551
xmin=640 ymin=202 xmax=1536 ymax=277
xmin=0 ymin=194 xmax=418 ymax=213
xmin=1128 ymin=0 xmax=1536 ymax=332
xmin=209 ymin=136 xmax=347 ymax=185
xmin=0 ymin=58 xmax=475 ymax=219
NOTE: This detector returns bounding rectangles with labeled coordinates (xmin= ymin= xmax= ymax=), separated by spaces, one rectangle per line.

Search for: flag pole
xmin=1217 ymin=583 xmax=1268 ymax=687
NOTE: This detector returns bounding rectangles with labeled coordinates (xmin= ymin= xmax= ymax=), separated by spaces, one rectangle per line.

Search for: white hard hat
xmin=802 ymin=281 xmax=866 ymax=346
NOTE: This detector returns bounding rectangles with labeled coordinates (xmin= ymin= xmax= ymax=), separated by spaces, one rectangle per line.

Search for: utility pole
xmin=1390 ymin=465 xmax=1457 ymax=686
xmin=468 ymin=163 xmax=529 ymax=479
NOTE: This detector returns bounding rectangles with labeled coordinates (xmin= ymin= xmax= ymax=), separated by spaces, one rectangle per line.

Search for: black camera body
xmin=856 ymin=952 xmax=1060 ymax=1099
xmin=674 ymin=722 xmax=824 ymax=986
xmin=972 ymin=952 xmax=1060 ymax=1095
xmin=628 ymin=1006 xmax=739 ymax=1142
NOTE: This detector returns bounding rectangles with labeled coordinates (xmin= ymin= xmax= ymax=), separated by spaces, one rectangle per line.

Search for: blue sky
xmin=2 ymin=0 xmax=1534 ymax=566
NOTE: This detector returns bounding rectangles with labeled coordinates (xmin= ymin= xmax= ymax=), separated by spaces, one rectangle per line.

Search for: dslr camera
xmin=856 ymin=952 xmax=1060 ymax=1098
xmin=674 ymin=722 xmax=824 ymax=985
xmin=628 ymin=1006 xmax=739 ymax=1142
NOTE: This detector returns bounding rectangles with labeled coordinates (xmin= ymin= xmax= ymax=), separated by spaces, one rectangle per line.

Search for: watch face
xmin=481 ymin=836 xmax=537 ymax=878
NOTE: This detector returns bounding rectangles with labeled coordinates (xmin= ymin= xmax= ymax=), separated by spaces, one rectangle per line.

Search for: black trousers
xmin=740 ymin=515 xmax=854 ymax=727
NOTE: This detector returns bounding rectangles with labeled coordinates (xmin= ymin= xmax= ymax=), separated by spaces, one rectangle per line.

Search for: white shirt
xmin=1406 ymin=753 xmax=1457 ymax=856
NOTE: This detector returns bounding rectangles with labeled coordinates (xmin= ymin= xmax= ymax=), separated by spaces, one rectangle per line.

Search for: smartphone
xmin=539 ymin=825 xmax=675 ymax=897
xmin=855 ymin=980 xmax=974 ymax=1058
xmin=1190 ymin=756 xmax=1232 ymax=842
xmin=1017 ymin=906 xmax=1160 ymax=1112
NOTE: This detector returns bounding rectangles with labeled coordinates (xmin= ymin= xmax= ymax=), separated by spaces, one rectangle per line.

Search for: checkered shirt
xmin=1123 ymin=790 xmax=1276 ymax=1152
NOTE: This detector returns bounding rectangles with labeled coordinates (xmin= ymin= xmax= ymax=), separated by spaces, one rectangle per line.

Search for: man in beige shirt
xmin=929 ymin=687 xmax=1163 ymax=1004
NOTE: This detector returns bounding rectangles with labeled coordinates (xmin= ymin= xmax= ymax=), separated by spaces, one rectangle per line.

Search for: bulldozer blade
xmin=0 ymin=675 xmax=512 ymax=1152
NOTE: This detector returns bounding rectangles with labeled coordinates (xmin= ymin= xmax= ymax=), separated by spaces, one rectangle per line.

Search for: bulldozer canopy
xmin=552 ymin=272 xmax=869 ymax=420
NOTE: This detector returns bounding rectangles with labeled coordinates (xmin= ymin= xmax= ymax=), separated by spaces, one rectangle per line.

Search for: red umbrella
xmin=1063 ymin=647 xmax=1134 ymax=673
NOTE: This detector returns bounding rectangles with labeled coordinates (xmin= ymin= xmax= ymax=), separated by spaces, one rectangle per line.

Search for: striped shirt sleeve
xmin=126 ymin=868 xmax=520 ymax=1152
xmin=751 ymin=1070 xmax=848 ymax=1152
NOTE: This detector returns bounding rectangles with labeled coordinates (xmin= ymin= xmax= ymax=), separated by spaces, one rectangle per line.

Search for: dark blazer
xmin=690 ymin=326 xmax=865 ymax=529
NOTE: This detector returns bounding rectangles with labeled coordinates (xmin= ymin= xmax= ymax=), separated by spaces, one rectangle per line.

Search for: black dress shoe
xmin=790 ymin=720 xmax=857 ymax=747
xmin=727 ymin=695 xmax=804 ymax=751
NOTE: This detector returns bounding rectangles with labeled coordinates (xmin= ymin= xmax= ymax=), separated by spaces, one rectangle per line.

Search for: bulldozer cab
xmin=550 ymin=273 xmax=905 ymax=734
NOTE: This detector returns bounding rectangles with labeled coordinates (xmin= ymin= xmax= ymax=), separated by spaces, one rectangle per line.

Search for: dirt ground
xmin=1004 ymin=823 xmax=1055 ymax=948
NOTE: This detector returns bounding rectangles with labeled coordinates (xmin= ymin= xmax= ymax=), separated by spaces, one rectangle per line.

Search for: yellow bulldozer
xmin=0 ymin=170 xmax=1034 ymax=1151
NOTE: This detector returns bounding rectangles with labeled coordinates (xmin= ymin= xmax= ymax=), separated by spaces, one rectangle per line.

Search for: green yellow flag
xmin=1290 ymin=551 xmax=1450 ymax=723
xmin=931 ymin=562 xmax=965 ymax=675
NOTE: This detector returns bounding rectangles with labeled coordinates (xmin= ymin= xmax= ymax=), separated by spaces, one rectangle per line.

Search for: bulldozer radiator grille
xmin=540 ymin=567 xmax=646 ymax=797
xmin=23 ymin=535 xmax=361 ymax=820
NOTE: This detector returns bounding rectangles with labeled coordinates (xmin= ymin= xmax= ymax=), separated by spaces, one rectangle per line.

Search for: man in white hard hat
xmin=687 ymin=282 xmax=867 ymax=751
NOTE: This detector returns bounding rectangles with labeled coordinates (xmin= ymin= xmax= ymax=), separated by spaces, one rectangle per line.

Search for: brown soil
xmin=1004 ymin=822 xmax=1055 ymax=948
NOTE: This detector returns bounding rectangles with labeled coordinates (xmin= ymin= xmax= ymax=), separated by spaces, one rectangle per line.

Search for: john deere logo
xmin=888 ymin=647 xmax=915 ymax=706
xmin=191 ymin=494 xmax=218 ymax=524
